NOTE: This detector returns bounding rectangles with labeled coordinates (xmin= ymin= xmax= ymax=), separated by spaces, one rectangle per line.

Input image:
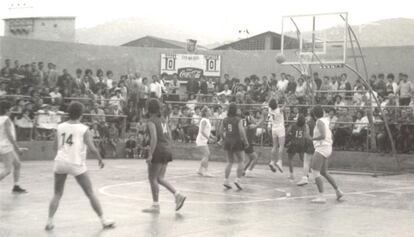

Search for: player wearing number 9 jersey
xmin=46 ymin=102 xmax=114 ymax=231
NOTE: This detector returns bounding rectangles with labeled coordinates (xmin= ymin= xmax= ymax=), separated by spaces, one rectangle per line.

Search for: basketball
xmin=276 ymin=53 xmax=286 ymax=64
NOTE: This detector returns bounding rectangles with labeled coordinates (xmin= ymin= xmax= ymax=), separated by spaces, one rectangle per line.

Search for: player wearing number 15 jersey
xmin=45 ymin=102 xmax=115 ymax=231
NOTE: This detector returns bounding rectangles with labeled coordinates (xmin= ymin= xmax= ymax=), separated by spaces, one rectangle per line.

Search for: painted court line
xmin=100 ymin=172 xmax=414 ymax=205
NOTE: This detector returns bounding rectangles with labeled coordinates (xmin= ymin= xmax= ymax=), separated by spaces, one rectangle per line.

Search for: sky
xmin=0 ymin=0 xmax=413 ymax=44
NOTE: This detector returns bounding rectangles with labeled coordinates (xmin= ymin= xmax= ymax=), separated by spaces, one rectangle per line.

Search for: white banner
xmin=160 ymin=53 xmax=221 ymax=80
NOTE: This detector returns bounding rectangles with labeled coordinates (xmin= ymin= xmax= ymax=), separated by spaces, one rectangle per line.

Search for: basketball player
xmin=142 ymin=99 xmax=186 ymax=213
xmin=243 ymin=110 xmax=265 ymax=177
xmin=310 ymin=106 xmax=344 ymax=203
xmin=297 ymin=111 xmax=316 ymax=186
xmin=0 ymin=101 xmax=28 ymax=193
xmin=196 ymin=106 xmax=216 ymax=177
xmin=286 ymin=115 xmax=313 ymax=181
xmin=45 ymin=102 xmax=115 ymax=230
xmin=220 ymin=103 xmax=249 ymax=190
xmin=268 ymin=97 xmax=287 ymax=173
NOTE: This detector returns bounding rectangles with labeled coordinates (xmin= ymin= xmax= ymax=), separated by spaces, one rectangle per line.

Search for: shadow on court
xmin=1 ymin=159 xmax=414 ymax=237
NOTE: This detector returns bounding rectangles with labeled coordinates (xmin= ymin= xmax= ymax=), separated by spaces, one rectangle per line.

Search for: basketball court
xmin=1 ymin=159 xmax=414 ymax=237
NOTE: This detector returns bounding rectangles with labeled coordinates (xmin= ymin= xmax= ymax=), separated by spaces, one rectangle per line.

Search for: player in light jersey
xmin=220 ymin=103 xmax=249 ymax=190
xmin=45 ymin=102 xmax=115 ymax=231
xmin=268 ymin=97 xmax=287 ymax=173
xmin=310 ymin=106 xmax=344 ymax=203
xmin=0 ymin=101 xmax=28 ymax=193
xmin=196 ymin=106 xmax=216 ymax=177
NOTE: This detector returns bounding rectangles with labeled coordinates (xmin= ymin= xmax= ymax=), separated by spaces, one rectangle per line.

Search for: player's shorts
xmin=54 ymin=160 xmax=87 ymax=176
xmin=196 ymin=145 xmax=210 ymax=158
xmin=271 ymin=127 xmax=285 ymax=138
xmin=315 ymin=145 xmax=332 ymax=158
xmin=244 ymin=144 xmax=254 ymax=154
xmin=0 ymin=151 xmax=18 ymax=162
xmin=287 ymin=142 xmax=305 ymax=154
xmin=152 ymin=150 xmax=173 ymax=164
xmin=304 ymin=138 xmax=315 ymax=154
xmin=224 ymin=140 xmax=244 ymax=152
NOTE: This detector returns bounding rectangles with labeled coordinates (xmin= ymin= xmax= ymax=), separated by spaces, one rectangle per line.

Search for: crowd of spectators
xmin=1 ymin=58 xmax=414 ymax=155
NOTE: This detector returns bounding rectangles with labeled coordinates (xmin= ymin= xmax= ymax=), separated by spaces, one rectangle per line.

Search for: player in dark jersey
xmin=142 ymin=99 xmax=186 ymax=213
xmin=219 ymin=103 xmax=249 ymax=190
xmin=286 ymin=115 xmax=314 ymax=182
xmin=243 ymin=110 xmax=265 ymax=177
xmin=296 ymin=111 xmax=316 ymax=186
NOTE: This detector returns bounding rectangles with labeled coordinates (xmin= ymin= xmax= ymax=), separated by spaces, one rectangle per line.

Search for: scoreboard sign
xmin=160 ymin=53 xmax=221 ymax=80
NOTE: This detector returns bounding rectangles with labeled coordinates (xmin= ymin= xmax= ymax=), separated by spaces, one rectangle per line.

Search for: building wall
xmin=4 ymin=18 xmax=75 ymax=42
xmin=1 ymin=36 xmax=414 ymax=82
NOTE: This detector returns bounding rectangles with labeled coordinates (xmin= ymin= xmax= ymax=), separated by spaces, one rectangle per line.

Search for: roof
xmin=213 ymin=31 xmax=298 ymax=50
xmin=122 ymin=35 xmax=208 ymax=50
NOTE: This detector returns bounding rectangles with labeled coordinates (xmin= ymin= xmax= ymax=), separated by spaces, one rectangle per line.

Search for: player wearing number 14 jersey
xmin=45 ymin=102 xmax=114 ymax=231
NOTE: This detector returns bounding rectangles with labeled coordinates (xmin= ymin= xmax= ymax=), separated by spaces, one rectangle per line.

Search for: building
xmin=214 ymin=31 xmax=298 ymax=51
xmin=122 ymin=35 xmax=208 ymax=50
xmin=3 ymin=16 xmax=76 ymax=42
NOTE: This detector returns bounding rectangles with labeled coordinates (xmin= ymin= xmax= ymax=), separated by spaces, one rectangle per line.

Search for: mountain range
xmin=76 ymin=17 xmax=414 ymax=49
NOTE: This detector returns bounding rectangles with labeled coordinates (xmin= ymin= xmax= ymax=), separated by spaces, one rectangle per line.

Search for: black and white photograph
xmin=1 ymin=0 xmax=414 ymax=236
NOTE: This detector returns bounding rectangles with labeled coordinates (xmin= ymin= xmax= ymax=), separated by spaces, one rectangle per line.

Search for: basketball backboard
xmin=281 ymin=12 xmax=348 ymax=65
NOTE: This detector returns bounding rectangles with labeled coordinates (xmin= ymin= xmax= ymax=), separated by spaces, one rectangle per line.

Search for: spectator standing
xmin=0 ymin=59 xmax=11 ymax=78
xmin=295 ymin=77 xmax=306 ymax=104
xmin=106 ymin=71 xmax=114 ymax=89
xmin=150 ymin=75 xmax=163 ymax=99
xmin=386 ymin=73 xmax=398 ymax=95
xmin=46 ymin=63 xmax=58 ymax=89
xmin=82 ymin=69 xmax=95 ymax=94
xmin=376 ymin=73 xmax=387 ymax=98
xmin=0 ymin=82 xmax=7 ymax=97
xmin=369 ymin=74 xmax=377 ymax=89
xmin=199 ymin=76 xmax=208 ymax=95
xmin=277 ymin=74 xmax=289 ymax=92
xmin=398 ymin=74 xmax=412 ymax=106
xmin=186 ymin=78 xmax=200 ymax=100
xmin=73 ymin=69 xmax=83 ymax=92
xmin=351 ymin=110 xmax=369 ymax=150
xmin=313 ymin=72 xmax=322 ymax=90
xmin=49 ymin=87 xmax=62 ymax=105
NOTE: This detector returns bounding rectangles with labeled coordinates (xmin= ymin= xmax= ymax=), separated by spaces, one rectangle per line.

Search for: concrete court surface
xmin=1 ymin=159 xmax=414 ymax=237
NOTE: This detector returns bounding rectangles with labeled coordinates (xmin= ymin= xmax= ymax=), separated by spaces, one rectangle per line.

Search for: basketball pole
xmin=341 ymin=17 xmax=399 ymax=171
xmin=344 ymin=64 xmax=399 ymax=171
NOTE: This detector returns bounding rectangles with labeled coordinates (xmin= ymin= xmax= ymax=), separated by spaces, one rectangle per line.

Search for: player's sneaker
xmin=101 ymin=218 xmax=115 ymax=229
xmin=44 ymin=223 xmax=54 ymax=231
xmin=275 ymin=161 xmax=284 ymax=173
xmin=336 ymin=189 xmax=344 ymax=201
xmin=244 ymin=170 xmax=254 ymax=178
xmin=12 ymin=185 xmax=27 ymax=194
xmin=203 ymin=172 xmax=215 ymax=178
xmin=197 ymin=169 xmax=204 ymax=176
xmin=297 ymin=176 xmax=309 ymax=186
xmin=223 ymin=180 xmax=232 ymax=190
xmin=175 ymin=193 xmax=186 ymax=211
xmin=268 ymin=163 xmax=277 ymax=172
xmin=288 ymin=174 xmax=295 ymax=182
xmin=142 ymin=205 xmax=160 ymax=214
xmin=311 ymin=196 xmax=327 ymax=204
xmin=234 ymin=179 xmax=243 ymax=190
